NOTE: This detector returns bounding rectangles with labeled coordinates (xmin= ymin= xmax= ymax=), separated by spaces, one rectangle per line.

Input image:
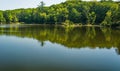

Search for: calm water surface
xmin=0 ymin=24 xmax=120 ymax=71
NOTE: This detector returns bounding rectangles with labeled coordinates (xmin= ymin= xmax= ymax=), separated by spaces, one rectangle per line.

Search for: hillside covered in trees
xmin=0 ymin=0 xmax=120 ymax=26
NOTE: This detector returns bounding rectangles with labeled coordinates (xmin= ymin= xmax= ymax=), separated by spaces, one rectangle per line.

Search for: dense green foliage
xmin=0 ymin=1 xmax=120 ymax=26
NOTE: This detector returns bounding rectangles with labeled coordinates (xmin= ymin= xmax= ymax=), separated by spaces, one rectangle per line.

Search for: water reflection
xmin=0 ymin=25 xmax=120 ymax=53
xmin=0 ymin=25 xmax=120 ymax=71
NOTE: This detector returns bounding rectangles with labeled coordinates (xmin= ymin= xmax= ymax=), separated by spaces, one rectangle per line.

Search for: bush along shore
xmin=0 ymin=1 xmax=120 ymax=27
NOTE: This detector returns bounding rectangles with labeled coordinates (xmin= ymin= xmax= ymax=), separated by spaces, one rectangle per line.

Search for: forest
xmin=0 ymin=0 xmax=120 ymax=26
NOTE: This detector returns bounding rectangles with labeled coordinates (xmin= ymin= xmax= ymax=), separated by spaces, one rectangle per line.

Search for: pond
xmin=0 ymin=24 xmax=120 ymax=71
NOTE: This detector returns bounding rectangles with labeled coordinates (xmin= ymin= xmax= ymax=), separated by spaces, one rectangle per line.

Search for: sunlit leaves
xmin=0 ymin=11 xmax=6 ymax=23
xmin=0 ymin=1 xmax=120 ymax=26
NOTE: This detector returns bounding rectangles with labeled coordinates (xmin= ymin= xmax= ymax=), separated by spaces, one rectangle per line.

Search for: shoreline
xmin=0 ymin=24 xmax=119 ymax=28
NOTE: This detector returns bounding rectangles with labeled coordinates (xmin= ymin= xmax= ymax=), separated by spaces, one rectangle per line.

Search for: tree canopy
xmin=0 ymin=1 xmax=120 ymax=26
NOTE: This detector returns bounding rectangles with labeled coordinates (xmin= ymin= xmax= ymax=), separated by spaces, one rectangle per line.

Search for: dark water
xmin=0 ymin=24 xmax=120 ymax=71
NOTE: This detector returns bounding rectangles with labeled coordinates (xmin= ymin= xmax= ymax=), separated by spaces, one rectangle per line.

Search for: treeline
xmin=0 ymin=1 xmax=120 ymax=26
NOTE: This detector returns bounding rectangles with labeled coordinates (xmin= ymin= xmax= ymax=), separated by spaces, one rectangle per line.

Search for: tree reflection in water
xmin=0 ymin=24 xmax=120 ymax=54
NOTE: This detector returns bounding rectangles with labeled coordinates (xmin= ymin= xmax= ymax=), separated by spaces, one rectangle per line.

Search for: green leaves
xmin=101 ymin=10 xmax=112 ymax=26
xmin=0 ymin=12 xmax=6 ymax=23
xmin=0 ymin=1 xmax=120 ymax=26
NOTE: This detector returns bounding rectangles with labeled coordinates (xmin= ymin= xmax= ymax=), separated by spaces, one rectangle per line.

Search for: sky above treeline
xmin=0 ymin=0 xmax=66 ymax=10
